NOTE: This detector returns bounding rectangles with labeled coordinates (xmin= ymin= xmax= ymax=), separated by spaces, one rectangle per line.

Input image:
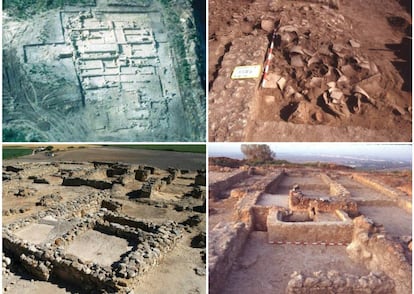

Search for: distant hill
xmin=209 ymin=157 xmax=243 ymax=168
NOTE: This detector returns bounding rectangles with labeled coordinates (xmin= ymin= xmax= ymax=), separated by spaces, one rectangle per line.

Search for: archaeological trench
xmin=209 ymin=0 xmax=411 ymax=141
xmin=3 ymin=0 xmax=205 ymax=142
xmin=2 ymin=159 xmax=206 ymax=293
xmin=209 ymin=166 xmax=412 ymax=294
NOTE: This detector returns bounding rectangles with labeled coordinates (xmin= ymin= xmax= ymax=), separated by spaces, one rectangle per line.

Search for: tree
xmin=241 ymin=144 xmax=275 ymax=163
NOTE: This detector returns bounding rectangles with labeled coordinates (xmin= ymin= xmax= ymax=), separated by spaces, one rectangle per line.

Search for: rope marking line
xmin=269 ymin=240 xmax=350 ymax=246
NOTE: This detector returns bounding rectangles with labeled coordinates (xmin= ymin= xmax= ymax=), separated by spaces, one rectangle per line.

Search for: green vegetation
xmin=2 ymin=128 xmax=44 ymax=142
xmin=241 ymin=144 xmax=276 ymax=164
xmin=3 ymin=147 xmax=33 ymax=160
xmin=3 ymin=128 xmax=27 ymax=142
xmin=111 ymin=145 xmax=206 ymax=154
xmin=4 ymin=0 xmax=95 ymax=18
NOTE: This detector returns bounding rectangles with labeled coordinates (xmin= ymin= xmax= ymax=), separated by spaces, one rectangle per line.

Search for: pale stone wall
xmin=3 ymin=194 xmax=181 ymax=293
xmin=352 ymin=173 xmax=412 ymax=213
xmin=286 ymin=271 xmax=395 ymax=293
xmin=267 ymin=208 xmax=353 ymax=243
xmin=347 ymin=216 xmax=412 ymax=294
xmin=209 ymin=222 xmax=249 ymax=294
xmin=209 ymin=171 xmax=249 ymax=200
xmin=320 ymin=173 xmax=351 ymax=198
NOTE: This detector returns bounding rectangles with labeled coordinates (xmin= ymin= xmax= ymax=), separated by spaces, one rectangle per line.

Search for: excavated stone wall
xmin=267 ymin=208 xmax=353 ymax=243
xmin=208 ymin=34 xmax=268 ymax=141
xmin=251 ymin=205 xmax=272 ymax=231
xmin=209 ymin=171 xmax=249 ymax=200
xmin=320 ymin=173 xmax=351 ymax=198
xmin=286 ymin=271 xmax=395 ymax=293
xmin=208 ymin=222 xmax=249 ymax=294
xmin=347 ymin=216 xmax=412 ymax=294
xmin=209 ymin=171 xmax=287 ymax=293
xmin=3 ymin=193 xmax=181 ymax=293
xmin=263 ymin=171 xmax=286 ymax=193
xmin=352 ymin=173 xmax=412 ymax=213
xmin=62 ymin=177 xmax=113 ymax=190
xmin=289 ymin=190 xmax=358 ymax=216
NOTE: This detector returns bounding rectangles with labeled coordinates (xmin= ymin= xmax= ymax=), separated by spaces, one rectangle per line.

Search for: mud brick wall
xmin=208 ymin=34 xmax=268 ymax=141
xmin=267 ymin=209 xmax=353 ymax=243
xmin=347 ymin=216 xmax=412 ymax=294
xmin=320 ymin=173 xmax=351 ymax=198
xmin=209 ymin=222 xmax=249 ymax=294
xmin=286 ymin=271 xmax=395 ymax=294
xmin=209 ymin=171 xmax=249 ymax=200
xmin=352 ymin=173 xmax=412 ymax=213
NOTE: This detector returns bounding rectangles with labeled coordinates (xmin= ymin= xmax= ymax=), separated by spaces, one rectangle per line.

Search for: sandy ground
xmin=3 ymin=272 xmax=81 ymax=294
xmin=222 ymin=232 xmax=369 ymax=294
xmin=133 ymin=234 xmax=206 ymax=294
xmin=66 ymin=230 xmax=132 ymax=267
xmin=14 ymin=224 xmax=55 ymax=245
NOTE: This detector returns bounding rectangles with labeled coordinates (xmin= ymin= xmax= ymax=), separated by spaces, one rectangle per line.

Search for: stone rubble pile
xmin=286 ymin=270 xmax=395 ymax=293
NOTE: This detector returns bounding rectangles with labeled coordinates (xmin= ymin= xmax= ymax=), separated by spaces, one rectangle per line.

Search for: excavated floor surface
xmin=222 ymin=232 xmax=369 ymax=294
xmin=209 ymin=0 xmax=411 ymax=141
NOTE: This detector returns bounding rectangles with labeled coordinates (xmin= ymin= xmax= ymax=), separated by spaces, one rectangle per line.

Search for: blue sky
xmin=208 ymin=143 xmax=412 ymax=162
